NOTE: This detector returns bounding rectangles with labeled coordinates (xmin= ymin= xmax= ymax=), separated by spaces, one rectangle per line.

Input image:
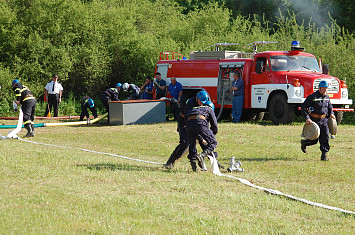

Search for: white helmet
xmin=122 ymin=83 xmax=129 ymax=91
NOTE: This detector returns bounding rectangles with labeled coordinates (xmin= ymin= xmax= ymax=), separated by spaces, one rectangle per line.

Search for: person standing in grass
xmin=167 ymin=77 xmax=183 ymax=121
xmin=231 ymin=70 xmax=244 ymax=123
xmin=12 ymin=78 xmax=36 ymax=138
xmin=44 ymin=74 xmax=63 ymax=117
xmin=300 ymin=80 xmax=335 ymax=161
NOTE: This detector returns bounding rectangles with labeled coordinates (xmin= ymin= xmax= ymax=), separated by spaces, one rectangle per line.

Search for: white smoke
xmin=277 ymin=0 xmax=335 ymax=28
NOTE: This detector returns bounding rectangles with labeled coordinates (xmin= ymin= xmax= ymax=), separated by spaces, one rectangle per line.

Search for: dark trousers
xmin=168 ymin=123 xmax=218 ymax=165
xmin=22 ymin=99 xmax=36 ymax=125
xmin=186 ymin=120 xmax=217 ymax=162
xmin=100 ymin=94 xmax=109 ymax=113
xmin=45 ymin=94 xmax=59 ymax=117
xmin=80 ymin=103 xmax=98 ymax=121
xmin=100 ymin=94 xmax=111 ymax=122
xmin=171 ymin=102 xmax=179 ymax=121
xmin=303 ymin=121 xmax=330 ymax=152
xmin=169 ymin=125 xmax=190 ymax=164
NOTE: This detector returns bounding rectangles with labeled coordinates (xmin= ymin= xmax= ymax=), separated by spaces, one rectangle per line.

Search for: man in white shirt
xmin=44 ymin=74 xmax=63 ymax=117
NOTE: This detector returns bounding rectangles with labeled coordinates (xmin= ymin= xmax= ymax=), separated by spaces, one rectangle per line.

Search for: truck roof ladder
xmin=159 ymin=51 xmax=184 ymax=60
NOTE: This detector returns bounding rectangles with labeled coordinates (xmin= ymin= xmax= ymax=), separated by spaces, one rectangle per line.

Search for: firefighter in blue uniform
xmin=122 ymin=83 xmax=140 ymax=100
xmin=164 ymin=97 xmax=207 ymax=169
xmin=100 ymin=83 xmax=121 ymax=113
xmin=164 ymin=91 xmax=221 ymax=171
xmin=185 ymin=92 xmax=218 ymax=171
xmin=12 ymin=79 xmax=37 ymax=137
xmin=80 ymin=96 xmax=98 ymax=121
xmin=186 ymin=100 xmax=218 ymax=171
xmin=301 ymin=80 xmax=335 ymax=161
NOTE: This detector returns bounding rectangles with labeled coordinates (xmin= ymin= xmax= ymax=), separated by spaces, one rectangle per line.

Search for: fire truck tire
xmin=269 ymin=93 xmax=294 ymax=125
xmin=335 ymin=111 xmax=343 ymax=125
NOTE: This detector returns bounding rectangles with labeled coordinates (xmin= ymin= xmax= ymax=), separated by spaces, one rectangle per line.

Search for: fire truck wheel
xmin=269 ymin=93 xmax=295 ymax=125
xmin=335 ymin=111 xmax=343 ymax=125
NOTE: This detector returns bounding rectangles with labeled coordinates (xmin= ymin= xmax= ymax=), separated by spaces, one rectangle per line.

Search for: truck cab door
xmin=251 ymin=57 xmax=273 ymax=85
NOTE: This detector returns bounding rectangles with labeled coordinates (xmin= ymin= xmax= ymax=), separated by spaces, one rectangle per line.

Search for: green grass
xmin=0 ymin=120 xmax=354 ymax=234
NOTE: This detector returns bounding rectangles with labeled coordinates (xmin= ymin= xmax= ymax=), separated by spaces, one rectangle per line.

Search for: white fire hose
xmin=1 ymin=110 xmax=354 ymax=215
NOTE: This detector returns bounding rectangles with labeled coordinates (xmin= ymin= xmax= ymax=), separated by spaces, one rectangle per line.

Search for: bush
xmin=0 ymin=0 xmax=353 ymax=123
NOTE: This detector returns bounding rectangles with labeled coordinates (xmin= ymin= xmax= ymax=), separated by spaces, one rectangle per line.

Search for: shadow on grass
xmin=78 ymin=162 xmax=180 ymax=173
xmin=238 ymin=157 xmax=298 ymax=162
xmin=78 ymin=162 xmax=160 ymax=172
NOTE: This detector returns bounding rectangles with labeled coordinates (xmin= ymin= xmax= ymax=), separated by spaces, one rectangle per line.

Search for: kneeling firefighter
xmin=12 ymin=79 xmax=37 ymax=138
xmin=80 ymin=96 xmax=98 ymax=121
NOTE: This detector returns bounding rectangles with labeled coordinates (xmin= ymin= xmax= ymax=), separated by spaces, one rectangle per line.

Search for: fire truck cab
xmin=155 ymin=42 xmax=353 ymax=124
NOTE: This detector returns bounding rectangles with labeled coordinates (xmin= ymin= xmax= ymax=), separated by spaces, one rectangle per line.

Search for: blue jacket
xmin=142 ymin=82 xmax=153 ymax=99
xmin=301 ymin=90 xmax=333 ymax=125
xmin=232 ymin=78 xmax=244 ymax=96
xmin=186 ymin=104 xmax=218 ymax=135
xmin=168 ymin=82 xmax=183 ymax=99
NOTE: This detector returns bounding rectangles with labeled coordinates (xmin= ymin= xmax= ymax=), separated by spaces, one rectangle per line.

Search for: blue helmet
xmin=87 ymin=99 xmax=94 ymax=108
xmin=116 ymin=83 xmax=122 ymax=88
xmin=318 ymin=80 xmax=329 ymax=88
xmin=196 ymin=91 xmax=209 ymax=104
xmin=12 ymin=79 xmax=20 ymax=85
xmin=204 ymin=101 xmax=214 ymax=111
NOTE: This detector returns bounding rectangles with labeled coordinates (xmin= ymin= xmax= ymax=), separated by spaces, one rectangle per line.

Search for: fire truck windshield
xmin=270 ymin=55 xmax=320 ymax=72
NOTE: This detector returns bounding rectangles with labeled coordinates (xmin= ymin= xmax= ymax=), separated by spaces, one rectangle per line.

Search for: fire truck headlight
xmin=342 ymin=90 xmax=347 ymax=98
xmin=295 ymin=89 xmax=301 ymax=97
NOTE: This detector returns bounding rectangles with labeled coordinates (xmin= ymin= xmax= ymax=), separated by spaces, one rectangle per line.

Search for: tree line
xmin=0 ymin=0 xmax=354 ymax=121
xmin=175 ymin=0 xmax=354 ymax=33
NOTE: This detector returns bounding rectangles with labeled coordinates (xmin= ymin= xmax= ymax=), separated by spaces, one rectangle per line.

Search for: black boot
xmin=31 ymin=124 xmax=35 ymax=137
xmin=321 ymin=152 xmax=328 ymax=161
xmin=164 ymin=153 xmax=176 ymax=169
xmin=190 ymin=161 xmax=197 ymax=172
xmin=301 ymin=139 xmax=307 ymax=153
xmin=24 ymin=124 xmax=34 ymax=138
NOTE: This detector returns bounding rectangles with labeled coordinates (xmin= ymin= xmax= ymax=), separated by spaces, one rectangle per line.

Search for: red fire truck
xmin=155 ymin=41 xmax=353 ymax=124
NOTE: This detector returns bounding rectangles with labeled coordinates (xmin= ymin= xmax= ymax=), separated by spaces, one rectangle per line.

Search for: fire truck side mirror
xmin=322 ymin=64 xmax=329 ymax=75
xmin=256 ymin=60 xmax=263 ymax=74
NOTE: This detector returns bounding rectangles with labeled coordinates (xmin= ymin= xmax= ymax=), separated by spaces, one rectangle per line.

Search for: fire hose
xmin=0 ymin=113 xmax=108 ymax=129
xmin=216 ymin=89 xmax=226 ymax=121
xmin=1 ymin=110 xmax=354 ymax=215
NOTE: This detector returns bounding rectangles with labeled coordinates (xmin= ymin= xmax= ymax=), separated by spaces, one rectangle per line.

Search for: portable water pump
xmin=227 ymin=157 xmax=244 ymax=172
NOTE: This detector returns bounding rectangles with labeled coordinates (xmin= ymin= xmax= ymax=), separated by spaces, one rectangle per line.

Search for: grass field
xmin=0 ymin=119 xmax=354 ymax=234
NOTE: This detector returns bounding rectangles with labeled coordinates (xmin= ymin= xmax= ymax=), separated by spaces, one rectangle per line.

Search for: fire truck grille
xmin=313 ymin=78 xmax=339 ymax=93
